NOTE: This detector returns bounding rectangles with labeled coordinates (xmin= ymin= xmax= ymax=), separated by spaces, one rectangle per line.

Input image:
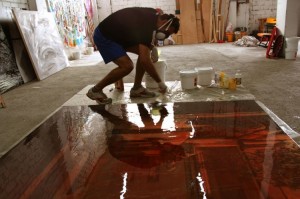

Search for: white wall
xmin=276 ymin=0 xmax=300 ymax=37
xmin=0 ymin=0 xmax=29 ymax=9
xmin=95 ymin=0 xmax=176 ymax=25
xmin=236 ymin=3 xmax=249 ymax=29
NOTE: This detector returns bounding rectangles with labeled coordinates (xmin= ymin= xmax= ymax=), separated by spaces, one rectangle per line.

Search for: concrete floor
xmin=1 ymin=43 xmax=300 ymax=156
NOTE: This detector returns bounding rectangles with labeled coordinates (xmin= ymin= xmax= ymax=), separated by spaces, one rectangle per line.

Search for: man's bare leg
xmin=93 ymin=55 xmax=134 ymax=92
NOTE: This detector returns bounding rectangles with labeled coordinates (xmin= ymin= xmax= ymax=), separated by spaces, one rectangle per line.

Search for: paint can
xmin=145 ymin=60 xmax=167 ymax=88
xmin=180 ymin=70 xmax=197 ymax=89
xmin=285 ymin=37 xmax=300 ymax=51
xmin=195 ymin=67 xmax=214 ymax=86
xmin=285 ymin=37 xmax=299 ymax=60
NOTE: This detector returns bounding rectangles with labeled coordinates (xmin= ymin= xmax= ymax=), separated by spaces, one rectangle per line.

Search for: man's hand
xmin=151 ymin=47 xmax=159 ymax=63
xmin=158 ymin=82 xmax=168 ymax=93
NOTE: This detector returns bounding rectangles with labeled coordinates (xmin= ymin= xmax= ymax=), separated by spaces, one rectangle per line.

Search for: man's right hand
xmin=158 ymin=82 xmax=168 ymax=93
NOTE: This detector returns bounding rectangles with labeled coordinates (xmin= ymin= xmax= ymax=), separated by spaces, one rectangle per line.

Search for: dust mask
xmin=155 ymin=18 xmax=173 ymax=40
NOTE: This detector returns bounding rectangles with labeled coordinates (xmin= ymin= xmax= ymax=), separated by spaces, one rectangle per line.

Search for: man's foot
xmin=130 ymin=86 xmax=158 ymax=98
xmin=86 ymin=87 xmax=112 ymax=104
xmin=114 ymin=79 xmax=124 ymax=91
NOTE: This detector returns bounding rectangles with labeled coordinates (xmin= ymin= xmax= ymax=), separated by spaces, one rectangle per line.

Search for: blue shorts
xmin=93 ymin=27 xmax=126 ymax=64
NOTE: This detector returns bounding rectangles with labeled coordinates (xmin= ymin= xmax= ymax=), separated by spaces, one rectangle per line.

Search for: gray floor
xmin=1 ymin=43 xmax=300 ymax=156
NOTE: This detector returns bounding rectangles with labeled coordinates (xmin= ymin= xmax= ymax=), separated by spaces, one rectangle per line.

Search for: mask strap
xmin=165 ymin=19 xmax=173 ymax=31
xmin=158 ymin=18 xmax=173 ymax=30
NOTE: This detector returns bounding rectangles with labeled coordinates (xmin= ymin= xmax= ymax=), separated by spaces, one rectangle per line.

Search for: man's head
xmin=156 ymin=14 xmax=180 ymax=40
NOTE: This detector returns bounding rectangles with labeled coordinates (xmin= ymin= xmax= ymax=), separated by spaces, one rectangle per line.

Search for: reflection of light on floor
xmin=189 ymin=121 xmax=195 ymax=138
xmin=120 ymin=172 xmax=128 ymax=199
xmin=196 ymin=172 xmax=207 ymax=199
xmin=125 ymin=104 xmax=145 ymax=128
xmin=2 ymin=101 xmax=300 ymax=198
xmin=161 ymin=103 xmax=176 ymax=132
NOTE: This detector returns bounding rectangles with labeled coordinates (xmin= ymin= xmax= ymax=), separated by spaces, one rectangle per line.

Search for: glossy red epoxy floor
xmin=1 ymin=100 xmax=300 ymax=199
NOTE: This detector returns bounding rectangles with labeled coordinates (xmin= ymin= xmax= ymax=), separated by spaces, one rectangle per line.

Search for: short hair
xmin=160 ymin=14 xmax=180 ymax=34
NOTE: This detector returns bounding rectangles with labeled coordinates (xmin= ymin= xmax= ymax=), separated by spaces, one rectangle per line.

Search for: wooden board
xmin=196 ymin=8 xmax=205 ymax=43
xmin=179 ymin=0 xmax=198 ymax=44
xmin=202 ymin=0 xmax=212 ymax=43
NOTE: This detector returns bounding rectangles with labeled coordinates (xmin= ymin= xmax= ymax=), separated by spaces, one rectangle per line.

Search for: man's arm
xmin=138 ymin=44 xmax=167 ymax=92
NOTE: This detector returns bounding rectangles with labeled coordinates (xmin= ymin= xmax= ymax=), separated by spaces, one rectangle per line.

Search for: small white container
xmin=86 ymin=47 xmax=94 ymax=55
xmin=285 ymin=50 xmax=298 ymax=60
xmin=73 ymin=51 xmax=81 ymax=60
xmin=145 ymin=60 xmax=167 ymax=88
xmin=180 ymin=70 xmax=197 ymax=89
xmin=195 ymin=67 xmax=214 ymax=86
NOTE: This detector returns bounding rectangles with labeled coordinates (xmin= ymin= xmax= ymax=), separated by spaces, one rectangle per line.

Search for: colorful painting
xmin=0 ymin=24 xmax=23 ymax=94
xmin=13 ymin=10 xmax=69 ymax=80
xmin=1 ymin=100 xmax=300 ymax=198
xmin=47 ymin=0 xmax=87 ymax=47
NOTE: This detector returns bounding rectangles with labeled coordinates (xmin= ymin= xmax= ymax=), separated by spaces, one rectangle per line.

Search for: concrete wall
xmin=95 ymin=0 xmax=176 ymax=24
xmin=0 ymin=0 xmax=29 ymax=9
xmin=0 ymin=0 xmax=298 ymax=36
xmin=248 ymin=0 xmax=277 ymax=33
xmin=276 ymin=0 xmax=300 ymax=37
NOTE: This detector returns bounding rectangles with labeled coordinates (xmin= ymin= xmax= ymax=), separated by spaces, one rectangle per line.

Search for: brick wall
xmin=0 ymin=0 xmax=29 ymax=9
xmin=96 ymin=0 xmax=176 ymax=23
xmin=248 ymin=0 xmax=277 ymax=33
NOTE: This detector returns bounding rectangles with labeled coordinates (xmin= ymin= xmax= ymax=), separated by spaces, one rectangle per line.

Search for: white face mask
xmin=154 ymin=18 xmax=173 ymax=40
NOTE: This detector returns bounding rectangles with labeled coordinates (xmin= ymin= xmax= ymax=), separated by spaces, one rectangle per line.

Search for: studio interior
xmin=0 ymin=0 xmax=300 ymax=198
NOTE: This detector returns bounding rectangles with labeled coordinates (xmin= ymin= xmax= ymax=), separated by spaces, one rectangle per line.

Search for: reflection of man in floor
xmin=89 ymin=103 xmax=189 ymax=170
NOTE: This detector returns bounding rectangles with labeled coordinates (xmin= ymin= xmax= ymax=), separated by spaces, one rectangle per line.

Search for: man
xmin=87 ymin=7 xmax=180 ymax=104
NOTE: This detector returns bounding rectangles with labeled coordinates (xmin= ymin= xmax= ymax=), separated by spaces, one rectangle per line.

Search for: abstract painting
xmin=0 ymin=24 xmax=23 ymax=94
xmin=13 ymin=9 xmax=69 ymax=80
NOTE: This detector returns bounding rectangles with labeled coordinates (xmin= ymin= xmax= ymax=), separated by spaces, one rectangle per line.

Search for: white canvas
xmin=13 ymin=9 xmax=69 ymax=80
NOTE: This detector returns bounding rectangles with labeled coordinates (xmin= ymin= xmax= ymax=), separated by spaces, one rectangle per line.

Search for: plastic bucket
xmin=195 ymin=67 xmax=214 ymax=86
xmin=285 ymin=50 xmax=298 ymax=60
xmin=285 ymin=37 xmax=300 ymax=50
xmin=145 ymin=60 xmax=167 ymax=88
xmin=226 ymin=32 xmax=234 ymax=42
xmin=180 ymin=70 xmax=197 ymax=89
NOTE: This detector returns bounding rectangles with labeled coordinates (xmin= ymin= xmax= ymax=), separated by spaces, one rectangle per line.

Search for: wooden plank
xmin=196 ymin=1 xmax=206 ymax=43
xmin=179 ymin=0 xmax=198 ymax=44
xmin=202 ymin=0 xmax=212 ymax=43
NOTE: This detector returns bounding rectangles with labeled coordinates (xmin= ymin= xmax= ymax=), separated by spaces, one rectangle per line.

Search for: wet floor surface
xmin=1 ymin=100 xmax=300 ymax=199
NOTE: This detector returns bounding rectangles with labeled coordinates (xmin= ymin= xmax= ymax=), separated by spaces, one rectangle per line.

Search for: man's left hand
xmin=151 ymin=47 xmax=159 ymax=63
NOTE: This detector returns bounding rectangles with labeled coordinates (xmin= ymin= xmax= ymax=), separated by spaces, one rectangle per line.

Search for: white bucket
xmin=285 ymin=37 xmax=300 ymax=50
xmin=285 ymin=50 xmax=298 ymax=60
xmin=145 ymin=60 xmax=167 ymax=88
xmin=86 ymin=47 xmax=94 ymax=55
xmin=195 ymin=67 xmax=214 ymax=86
xmin=180 ymin=70 xmax=198 ymax=89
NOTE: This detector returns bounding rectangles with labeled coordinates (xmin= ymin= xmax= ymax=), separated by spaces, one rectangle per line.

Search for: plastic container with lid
xmin=195 ymin=67 xmax=214 ymax=86
xmin=180 ymin=70 xmax=197 ymax=89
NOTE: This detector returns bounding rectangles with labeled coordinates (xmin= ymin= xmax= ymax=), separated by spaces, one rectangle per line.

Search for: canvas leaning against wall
xmin=13 ymin=9 xmax=69 ymax=80
xmin=0 ymin=24 xmax=23 ymax=94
